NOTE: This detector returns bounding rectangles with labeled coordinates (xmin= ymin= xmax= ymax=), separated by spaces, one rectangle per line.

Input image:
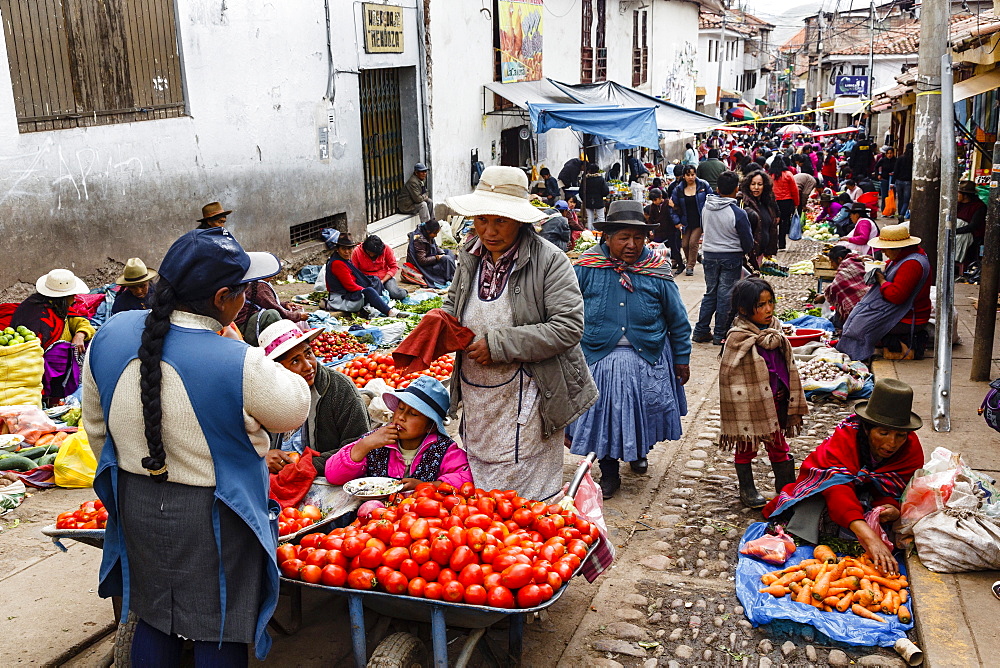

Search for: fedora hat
xmin=116 ymin=258 xmax=158 ymax=286
xmin=382 ymin=374 xmax=451 ymax=434
xmin=258 ymin=319 xmax=323 ymax=361
xmin=958 ymin=180 xmax=978 ymax=195
xmin=445 ymin=166 xmax=547 ymax=224
xmin=336 ymin=232 xmax=361 ymax=247
xmin=819 ymin=190 xmax=833 ymax=202
xmin=847 ymin=201 xmax=869 ymax=215
xmin=868 ymin=223 xmax=921 ymax=249
xmin=36 ymin=269 xmax=88 ymax=298
xmin=594 ymin=200 xmax=657 ymax=232
xmin=854 ymin=378 xmax=922 ymax=431
xmin=198 ymin=201 xmax=233 ymax=222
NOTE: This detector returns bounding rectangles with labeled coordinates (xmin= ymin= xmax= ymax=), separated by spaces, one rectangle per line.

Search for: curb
xmin=904 ymin=551 xmax=981 ymax=668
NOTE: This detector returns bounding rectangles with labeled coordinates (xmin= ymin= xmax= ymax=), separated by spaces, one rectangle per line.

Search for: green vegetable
xmin=408 ymin=296 xmax=443 ymax=315
xmin=37 ymin=453 xmax=57 ymax=466
xmin=0 ymin=456 xmax=36 ymax=471
xmin=62 ymin=408 xmax=81 ymax=427
xmin=15 ymin=446 xmax=49 ymax=460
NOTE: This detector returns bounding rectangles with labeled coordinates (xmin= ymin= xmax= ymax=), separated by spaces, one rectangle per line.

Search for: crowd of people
xmin=1 ymin=124 xmax=959 ymax=664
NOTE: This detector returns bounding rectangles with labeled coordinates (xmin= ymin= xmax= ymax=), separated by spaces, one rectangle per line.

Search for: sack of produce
xmin=0 ymin=338 xmax=44 ymax=407
xmin=897 ymin=447 xmax=967 ymax=534
xmin=0 ymin=477 xmax=26 ymax=515
xmin=53 ymin=429 xmax=97 ymax=488
xmin=912 ymin=481 xmax=1000 ymax=573
xmin=740 ymin=525 xmax=796 ymax=565
xmin=0 ymin=405 xmax=57 ymax=443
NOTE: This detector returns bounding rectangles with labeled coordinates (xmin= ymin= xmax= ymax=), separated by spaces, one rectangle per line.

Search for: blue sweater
xmin=574 ymin=245 xmax=692 ymax=367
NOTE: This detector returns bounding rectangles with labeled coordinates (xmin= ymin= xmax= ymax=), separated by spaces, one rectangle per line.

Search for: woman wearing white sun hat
xmin=11 ymin=268 xmax=95 ymax=353
xmin=442 ymin=166 xmax=598 ymax=501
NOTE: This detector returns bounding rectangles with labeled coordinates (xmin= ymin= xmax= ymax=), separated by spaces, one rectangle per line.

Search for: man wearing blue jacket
xmin=692 ymin=171 xmax=755 ymax=345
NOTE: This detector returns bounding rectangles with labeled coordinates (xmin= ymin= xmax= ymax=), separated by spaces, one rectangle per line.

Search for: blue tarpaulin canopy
xmin=527 ymin=103 xmax=660 ymax=149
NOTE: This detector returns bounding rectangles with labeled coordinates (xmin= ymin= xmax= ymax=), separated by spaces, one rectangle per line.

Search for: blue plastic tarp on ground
xmin=528 ymin=103 xmax=660 ymax=150
xmin=787 ymin=315 xmax=835 ymax=332
xmin=735 ymin=523 xmax=913 ymax=647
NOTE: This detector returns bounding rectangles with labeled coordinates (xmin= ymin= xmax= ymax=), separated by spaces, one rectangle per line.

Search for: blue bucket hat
xmin=382 ymin=375 xmax=450 ymax=434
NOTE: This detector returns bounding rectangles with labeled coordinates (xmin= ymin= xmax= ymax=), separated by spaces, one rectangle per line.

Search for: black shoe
xmin=735 ymin=463 xmax=766 ymax=509
xmin=771 ymin=457 xmax=796 ymax=494
xmin=598 ymin=459 xmax=621 ymax=499
xmin=630 ymin=457 xmax=648 ymax=474
xmin=692 ymin=333 xmax=713 ymax=343
xmin=712 ymin=337 xmax=725 ymax=346
xmin=992 ymin=581 xmax=1000 ymax=601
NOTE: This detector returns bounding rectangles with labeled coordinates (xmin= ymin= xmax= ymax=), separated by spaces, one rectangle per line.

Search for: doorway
xmin=360 ymin=68 xmax=405 ymax=224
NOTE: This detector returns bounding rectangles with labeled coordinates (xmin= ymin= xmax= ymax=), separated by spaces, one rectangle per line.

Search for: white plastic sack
xmin=364 ymin=378 xmax=394 ymax=425
xmin=912 ymin=482 xmax=1000 ymax=573
xmin=898 ymin=447 xmax=967 ymax=535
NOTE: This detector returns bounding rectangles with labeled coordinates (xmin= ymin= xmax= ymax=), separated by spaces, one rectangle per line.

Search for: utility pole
xmin=971 ymin=139 xmax=1000 ymax=381
xmin=932 ymin=53 xmax=955 ymax=432
xmin=717 ymin=4 xmax=727 ymax=115
xmin=910 ymin=0 xmax=948 ymax=274
xmin=867 ymin=1 xmax=876 ymax=134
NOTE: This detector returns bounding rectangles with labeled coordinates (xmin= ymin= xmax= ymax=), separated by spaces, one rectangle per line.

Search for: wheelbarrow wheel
xmin=367 ymin=631 xmax=426 ymax=668
xmin=112 ymin=611 xmax=138 ymax=667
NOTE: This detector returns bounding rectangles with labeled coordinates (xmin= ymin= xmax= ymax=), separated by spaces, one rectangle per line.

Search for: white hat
xmin=445 ymin=166 xmax=547 ymax=224
xmin=258 ymin=319 xmax=323 ymax=360
xmin=36 ymin=269 xmax=88 ymax=298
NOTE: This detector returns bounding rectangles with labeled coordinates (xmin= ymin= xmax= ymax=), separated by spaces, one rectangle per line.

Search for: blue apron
xmin=87 ymin=310 xmax=280 ymax=660
xmin=836 ymin=251 xmax=930 ymax=361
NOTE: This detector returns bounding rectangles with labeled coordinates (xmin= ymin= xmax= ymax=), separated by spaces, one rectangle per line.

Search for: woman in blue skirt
xmin=568 ymin=200 xmax=692 ymax=498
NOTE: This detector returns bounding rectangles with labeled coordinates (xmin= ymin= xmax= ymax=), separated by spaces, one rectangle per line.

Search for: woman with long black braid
xmin=82 ymin=228 xmax=310 ymax=666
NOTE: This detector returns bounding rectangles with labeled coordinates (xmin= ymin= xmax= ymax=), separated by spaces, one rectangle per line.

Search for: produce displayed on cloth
xmin=796 ymin=350 xmax=871 ymax=400
xmin=789 ymin=260 xmax=815 ymax=276
xmin=278 ymin=503 xmax=324 ymax=537
xmin=756 ymin=545 xmax=911 ymax=625
xmin=0 ymin=405 xmax=59 ymax=445
xmin=573 ymin=231 xmax=598 ymax=253
xmin=311 ymin=331 xmax=368 ymax=363
xmin=55 ymin=499 xmax=108 ymax=529
xmin=802 ymin=222 xmax=838 ymax=242
xmin=0 ymin=435 xmax=64 ymax=470
xmin=336 ymin=353 xmax=454 ymax=389
xmin=405 ymin=295 xmax=443 ymax=315
xmin=276 ymin=482 xmax=598 ymax=608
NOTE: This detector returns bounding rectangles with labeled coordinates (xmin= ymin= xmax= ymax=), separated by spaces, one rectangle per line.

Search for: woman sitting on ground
xmin=325 ymin=375 xmax=472 ymax=490
xmin=259 ymin=320 xmax=371 ymax=477
xmin=12 ymin=269 xmax=95 ymax=353
xmin=763 ymin=379 xmax=924 ymax=576
xmin=406 ymin=219 xmax=456 ymax=288
xmin=325 ymin=232 xmax=412 ymax=317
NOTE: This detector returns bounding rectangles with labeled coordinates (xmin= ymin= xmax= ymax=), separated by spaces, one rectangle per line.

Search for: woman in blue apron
xmin=82 ymin=228 xmax=311 ymax=665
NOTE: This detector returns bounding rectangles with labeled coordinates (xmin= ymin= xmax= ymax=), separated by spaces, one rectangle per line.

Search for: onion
xmin=357 ymin=500 xmax=386 ymax=520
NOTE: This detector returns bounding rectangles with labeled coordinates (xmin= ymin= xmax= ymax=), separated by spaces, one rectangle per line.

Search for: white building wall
xmin=696 ymin=31 xmax=744 ymax=107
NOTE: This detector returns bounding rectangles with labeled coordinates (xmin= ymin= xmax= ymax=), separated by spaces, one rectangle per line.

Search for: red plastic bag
xmin=740 ymin=525 xmax=796 ymax=565
xmin=865 ymin=506 xmax=895 ymax=551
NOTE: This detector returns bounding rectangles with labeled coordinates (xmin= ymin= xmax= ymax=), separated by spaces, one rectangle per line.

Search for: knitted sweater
xmin=82 ymin=311 xmax=310 ymax=487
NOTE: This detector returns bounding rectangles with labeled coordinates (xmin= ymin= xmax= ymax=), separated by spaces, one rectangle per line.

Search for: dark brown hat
xmin=594 ymin=200 xmax=657 ymax=232
xmin=958 ymin=180 xmax=978 ymax=195
xmin=336 ymin=232 xmax=361 ymax=247
xmin=854 ymin=378 xmax=922 ymax=431
xmin=198 ymin=201 xmax=233 ymax=222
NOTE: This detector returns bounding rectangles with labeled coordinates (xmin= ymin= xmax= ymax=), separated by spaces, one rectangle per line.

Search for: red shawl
xmin=10 ymin=294 xmax=89 ymax=350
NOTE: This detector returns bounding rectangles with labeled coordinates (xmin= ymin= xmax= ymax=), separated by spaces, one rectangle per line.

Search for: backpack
xmin=979 ymin=378 xmax=1000 ymax=433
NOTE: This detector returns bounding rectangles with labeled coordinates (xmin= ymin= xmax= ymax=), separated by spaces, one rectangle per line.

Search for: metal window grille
xmin=0 ymin=0 xmax=185 ymax=133
xmin=632 ymin=10 xmax=640 ymax=87
xmin=595 ymin=0 xmax=607 ymax=82
xmin=641 ymin=10 xmax=648 ymax=85
xmin=359 ymin=68 xmax=404 ymax=226
xmin=289 ymin=213 xmax=346 ymax=248
xmin=581 ymin=0 xmax=593 ymax=84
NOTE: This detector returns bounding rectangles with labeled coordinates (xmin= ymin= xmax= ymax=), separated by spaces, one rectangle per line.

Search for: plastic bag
xmin=788 ymin=212 xmax=803 ymax=241
xmin=0 ymin=478 xmax=26 ymax=515
xmin=53 ymin=429 xmax=96 ymax=488
xmin=865 ymin=506 xmax=894 ymax=551
xmin=912 ymin=481 xmax=1000 ymax=573
xmin=363 ymin=378 xmax=394 ymax=425
xmin=0 ymin=340 xmax=44 ymax=407
xmin=882 ymin=187 xmax=896 ymax=217
xmin=898 ymin=447 xmax=967 ymax=534
xmin=0 ymin=405 xmax=57 ymax=444
xmin=740 ymin=525 xmax=796 ymax=565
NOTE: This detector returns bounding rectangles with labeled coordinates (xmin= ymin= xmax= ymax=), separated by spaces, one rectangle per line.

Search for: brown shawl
xmin=719 ymin=315 xmax=808 ymax=450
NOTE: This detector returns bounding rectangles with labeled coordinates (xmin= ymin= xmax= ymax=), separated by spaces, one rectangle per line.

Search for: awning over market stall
xmin=528 ymin=103 xmax=660 ymax=149
xmin=483 ymin=79 xmax=579 ymax=109
xmin=954 ymin=68 xmax=1000 ymax=102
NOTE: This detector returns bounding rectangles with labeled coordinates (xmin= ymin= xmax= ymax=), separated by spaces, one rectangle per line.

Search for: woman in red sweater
xmin=768 ymin=156 xmax=800 ymax=250
xmin=324 ymin=233 xmax=412 ymax=317
xmin=764 ymin=379 xmax=923 ymax=575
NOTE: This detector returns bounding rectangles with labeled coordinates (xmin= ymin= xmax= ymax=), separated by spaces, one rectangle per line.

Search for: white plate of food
xmin=343 ymin=476 xmax=404 ymax=500
xmin=0 ymin=434 xmax=25 ymax=451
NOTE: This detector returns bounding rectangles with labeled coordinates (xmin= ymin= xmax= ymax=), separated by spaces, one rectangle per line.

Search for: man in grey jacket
xmin=397 ymin=163 xmax=433 ymax=222
xmin=692 ymin=171 xmax=755 ymax=345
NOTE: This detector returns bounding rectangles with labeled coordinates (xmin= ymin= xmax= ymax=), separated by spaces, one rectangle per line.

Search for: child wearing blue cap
xmin=325 ymin=375 xmax=472 ymax=490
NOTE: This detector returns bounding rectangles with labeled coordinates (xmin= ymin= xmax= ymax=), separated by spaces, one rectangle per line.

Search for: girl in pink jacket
xmin=325 ymin=375 xmax=472 ymax=489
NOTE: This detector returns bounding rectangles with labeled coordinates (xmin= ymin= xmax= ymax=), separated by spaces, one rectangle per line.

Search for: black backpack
xmin=979 ymin=378 xmax=1000 ymax=433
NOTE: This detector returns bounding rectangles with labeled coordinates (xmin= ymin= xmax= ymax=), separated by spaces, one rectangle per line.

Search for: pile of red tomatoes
xmin=56 ymin=499 xmax=109 ymax=529
xmin=276 ymin=482 xmax=597 ymax=609
xmin=278 ymin=504 xmax=324 ymax=537
xmin=337 ymin=353 xmax=455 ymax=390
xmin=311 ymin=331 xmax=368 ymax=363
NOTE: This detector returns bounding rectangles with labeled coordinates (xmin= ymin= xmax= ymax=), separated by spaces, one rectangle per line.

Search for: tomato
xmin=551 ymin=560 xmax=574 ymax=582
xmin=320 ymin=536 xmax=344 ymax=551
xmin=375 ymin=566 xmax=394 ymax=587
xmin=281 ymin=507 xmax=300 ymax=519
xmin=539 ymin=544 xmax=564 ymax=563
xmin=487 ymin=585 xmax=515 ymax=609
xmin=300 ymin=505 xmax=323 ymax=521
xmin=559 ymin=554 xmax=582 ymax=571
xmin=280 ymin=559 xmax=304 ymax=579
xmin=476 ymin=497 xmax=496 ymax=516
xmin=321 ymin=564 xmax=347 ymax=587
xmin=492 ymin=554 xmax=519 ymax=572
xmin=465 ymin=514 xmax=493 ymax=530
xmin=415 ymin=498 xmax=442 ymax=518
xmin=451 ymin=504 xmax=471 ymax=521
xmin=347 ymin=568 xmax=377 ymax=590
xmin=495 ymin=499 xmax=514 ymax=520
xmin=464 ymin=527 xmax=487 ymax=552
xmin=382 ymin=546 xmax=410 ymax=570
xmin=276 ymin=543 xmax=298 ymax=563
xmin=409 ymin=518 xmax=431 ymax=540
xmin=409 ymin=541 xmax=431 ymax=564
xmin=447 ymin=526 xmax=467 ymax=547
xmin=423 ymin=582 xmax=443 ymax=600
xmin=300 ymin=564 xmax=323 ymax=584
xmin=444 ymin=515 xmax=464 ymax=529
xmin=532 ymin=562 xmax=550 ymax=584
xmin=546 ymin=571 xmax=564 ymax=591
xmin=458 ymin=564 xmax=484 ymax=588
xmin=437 ymin=568 xmax=458 ymax=585
xmin=500 ymin=563 xmax=533 ymax=590
xmin=464 ymin=584 xmax=488 ymax=606
xmin=358 ymin=546 xmax=384 ymax=569
xmin=460 ymin=482 xmax=476 ymax=497
xmin=442 ymin=495 xmax=461 ymax=511
xmin=419 ymin=560 xmax=441 ymax=582
xmin=516 ymin=584 xmax=544 ymax=608
xmin=407 ymin=576 xmax=428 ymax=598
xmin=96 ymin=509 xmax=109 ymax=525
xmin=481 ymin=544 xmax=500 ymax=564
xmin=383 ymin=571 xmax=409 ymax=595
xmin=484 ymin=572 xmax=503 ymax=589
xmin=369 ymin=519 xmax=394 ymax=543
xmin=430 ymin=535 xmax=455 ymax=564
xmin=512 ymin=508 xmax=535 ymax=528
xmin=567 ymin=539 xmax=589 ymax=559
xmin=305 ymin=549 xmax=328 ymax=567
xmin=325 ymin=549 xmax=348 ymax=568
xmin=399 ymin=558 xmax=420 ymax=580
xmin=442 ymin=581 xmax=465 ymax=603
xmin=389 ymin=531 xmax=412 ymax=548
xmin=342 ymin=536 xmax=366 ymax=558
xmin=413 ymin=482 xmax=437 ymax=498
xmin=533 ymin=517 xmax=557 ymax=540
xmin=558 ymin=527 xmax=582 ymax=541
xmin=299 ymin=533 xmax=323 ymax=549
xmin=449 ymin=546 xmax=477 ymax=573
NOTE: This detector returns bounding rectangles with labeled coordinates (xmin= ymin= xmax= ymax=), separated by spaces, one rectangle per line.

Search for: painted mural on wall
xmin=498 ymin=0 xmax=543 ymax=83
xmin=662 ymin=41 xmax=696 ymax=109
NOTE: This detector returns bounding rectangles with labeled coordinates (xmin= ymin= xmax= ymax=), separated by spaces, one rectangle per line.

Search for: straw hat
xmin=198 ymin=201 xmax=233 ymax=222
xmin=445 ymin=166 xmax=547 ymax=224
xmin=868 ymin=224 xmax=921 ymax=249
xmin=36 ymin=269 xmax=88 ymax=298
xmin=116 ymin=258 xmax=158 ymax=286
xmin=258 ymin=319 xmax=323 ymax=361
xmin=854 ymin=378 xmax=922 ymax=431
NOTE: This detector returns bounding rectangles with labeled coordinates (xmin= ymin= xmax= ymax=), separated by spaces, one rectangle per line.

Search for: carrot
xmin=822 ymin=595 xmax=841 ymax=607
xmin=761 ymin=573 xmax=780 ymax=585
xmin=804 ymin=563 xmax=825 ymax=580
xmin=794 ymin=583 xmax=813 ymax=605
xmin=898 ymin=589 xmax=908 ymax=604
xmin=813 ymin=570 xmax=834 ymax=600
xmin=828 ymin=559 xmax=847 ymax=582
xmin=856 ymin=589 xmax=875 ymax=607
xmin=829 ymin=576 xmax=860 ymax=590
xmin=52 ymin=431 xmax=69 ymax=445
xmin=34 ymin=433 xmax=55 ymax=446
xmin=870 ymin=582 xmax=883 ymax=604
xmin=836 ymin=592 xmax=854 ymax=612
xmin=781 ymin=559 xmax=819 ymax=573
xmin=775 ymin=570 xmax=807 ymax=586
xmin=759 ymin=585 xmax=789 ymax=597
xmin=897 ymin=605 xmax=912 ymax=624
xmin=881 ymin=590 xmax=899 ymax=615
xmin=852 ymin=604 xmax=887 ymax=623
xmin=822 ymin=604 xmax=834 ymax=612
xmin=789 ymin=582 xmax=803 ymax=596
xmin=867 ymin=603 xmax=883 ymax=613
xmin=859 ymin=577 xmax=872 ymax=591
xmin=813 ymin=545 xmax=837 ymax=563
xmin=844 ymin=567 xmax=866 ymax=578
xmin=870 ymin=575 xmax=903 ymax=591
xmin=828 ymin=587 xmax=850 ymax=597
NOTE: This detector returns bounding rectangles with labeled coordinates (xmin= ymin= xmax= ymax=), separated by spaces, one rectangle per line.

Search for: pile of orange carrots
xmin=757 ymin=545 xmax=911 ymax=625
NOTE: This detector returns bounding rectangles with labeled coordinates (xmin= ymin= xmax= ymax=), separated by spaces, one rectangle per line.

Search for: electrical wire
xmin=543 ymin=0 xmax=580 ymax=19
